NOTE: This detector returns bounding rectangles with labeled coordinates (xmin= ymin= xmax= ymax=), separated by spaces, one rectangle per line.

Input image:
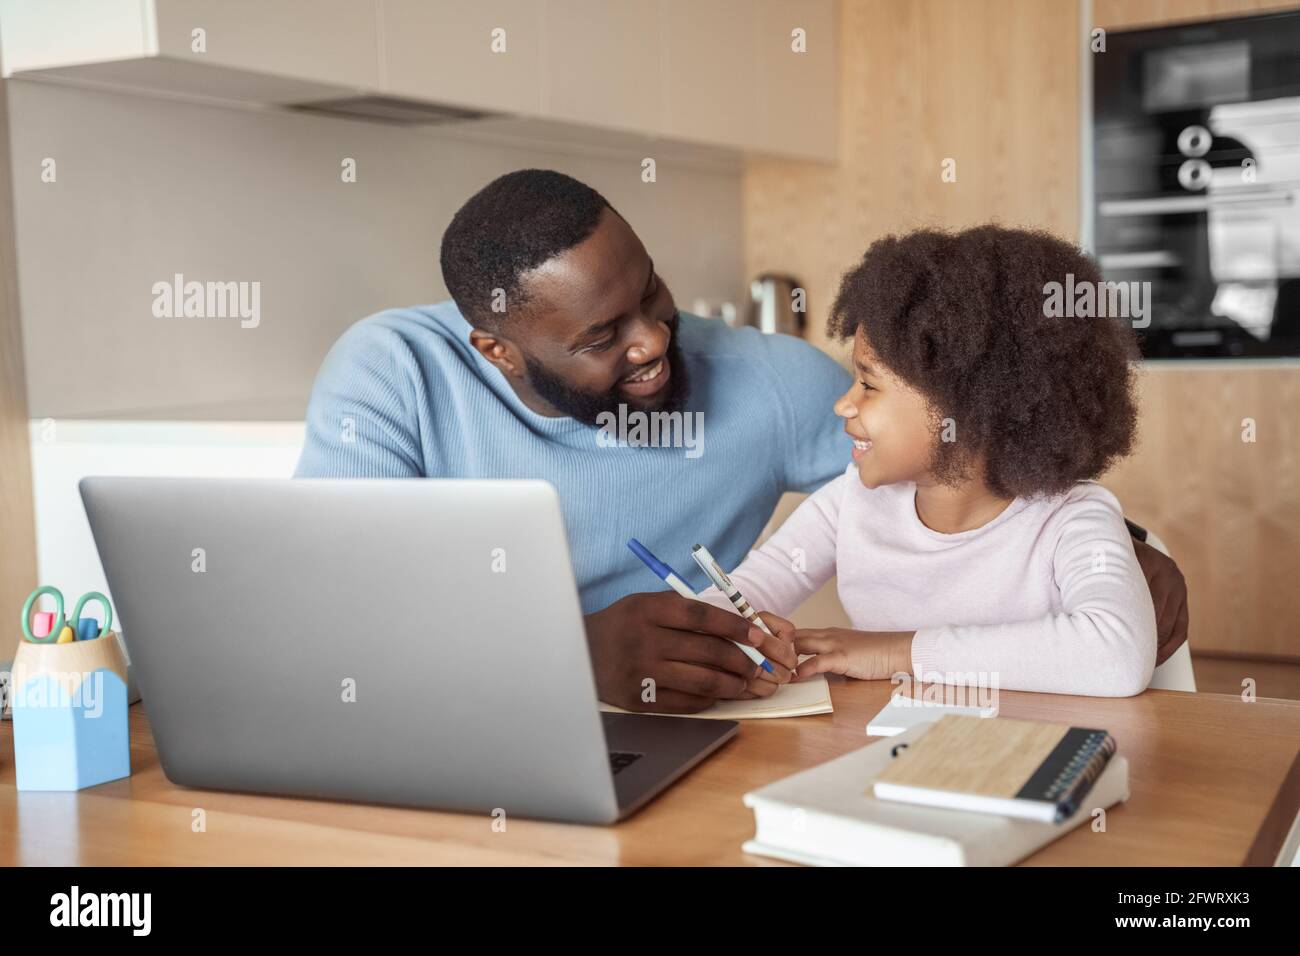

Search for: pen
xmin=626 ymin=538 xmax=773 ymax=673
xmin=690 ymin=543 xmax=778 ymax=643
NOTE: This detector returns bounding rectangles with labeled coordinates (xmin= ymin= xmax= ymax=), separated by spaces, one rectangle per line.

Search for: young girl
xmin=708 ymin=225 xmax=1157 ymax=697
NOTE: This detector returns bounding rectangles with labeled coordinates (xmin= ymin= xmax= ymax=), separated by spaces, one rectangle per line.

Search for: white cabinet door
xmin=558 ymin=0 xmax=834 ymax=157
xmin=548 ymin=0 xmax=835 ymax=158
xmin=660 ymin=0 xmax=760 ymax=152
xmin=154 ymin=0 xmax=382 ymax=89
xmin=542 ymin=0 xmax=663 ymax=135
xmin=380 ymin=0 xmax=544 ymax=115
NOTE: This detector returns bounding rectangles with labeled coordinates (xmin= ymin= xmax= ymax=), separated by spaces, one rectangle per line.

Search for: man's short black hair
xmin=439 ymin=169 xmax=614 ymax=327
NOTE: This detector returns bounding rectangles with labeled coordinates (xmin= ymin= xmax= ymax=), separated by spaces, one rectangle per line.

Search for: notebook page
xmin=599 ymin=673 xmax=832 ymax=720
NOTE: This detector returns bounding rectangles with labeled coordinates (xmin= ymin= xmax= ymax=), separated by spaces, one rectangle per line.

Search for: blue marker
xmin=627 ymin=538 xmax=772 ymax=673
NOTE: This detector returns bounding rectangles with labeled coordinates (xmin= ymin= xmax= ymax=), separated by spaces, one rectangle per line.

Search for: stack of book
xmin=743 ymin=715 xmax=1127 ymax=866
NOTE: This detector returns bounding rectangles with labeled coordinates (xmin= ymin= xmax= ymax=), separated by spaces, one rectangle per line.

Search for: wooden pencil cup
xmin=10 ymin=631 xmax=131 ymax=790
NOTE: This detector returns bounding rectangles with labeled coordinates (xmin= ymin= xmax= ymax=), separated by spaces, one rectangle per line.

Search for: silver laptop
xmin=79 ymin=476 xmax=736 ymax=824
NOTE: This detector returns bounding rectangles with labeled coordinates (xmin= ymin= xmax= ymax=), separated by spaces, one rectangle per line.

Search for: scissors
xmin=21 ymin=586 xmax=113 ymax=644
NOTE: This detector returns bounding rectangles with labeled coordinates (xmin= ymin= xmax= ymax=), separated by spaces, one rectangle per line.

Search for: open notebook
xmin=599 ymin=668 xmax=832 ymax=719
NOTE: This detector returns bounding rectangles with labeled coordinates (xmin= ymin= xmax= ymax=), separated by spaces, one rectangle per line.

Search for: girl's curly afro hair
xmin=829 ymin=225 xmax=1139 ymax=499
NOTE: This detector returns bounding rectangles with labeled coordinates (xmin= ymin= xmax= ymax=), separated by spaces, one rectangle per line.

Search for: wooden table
xmin=2 ymin=678 xmax=1298 ymax=865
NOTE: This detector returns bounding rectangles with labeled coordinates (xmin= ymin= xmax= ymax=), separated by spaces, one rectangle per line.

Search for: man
xmin=297 ymin=169 xmax=1189 ymax=712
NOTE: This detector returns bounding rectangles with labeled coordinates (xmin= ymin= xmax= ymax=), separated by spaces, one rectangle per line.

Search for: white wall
xmin=7 ymin=79 xmax=746 ymax=420
xmin=27 ymin=419 xmax=304 ymax=650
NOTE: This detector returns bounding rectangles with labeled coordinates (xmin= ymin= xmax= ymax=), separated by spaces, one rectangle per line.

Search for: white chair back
xmin=1142 ymin=531 xmax=1196 ymax=692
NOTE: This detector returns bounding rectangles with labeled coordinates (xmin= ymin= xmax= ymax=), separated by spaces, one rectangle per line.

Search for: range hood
xmin=287 ymin=95 xmax=489 ymax=126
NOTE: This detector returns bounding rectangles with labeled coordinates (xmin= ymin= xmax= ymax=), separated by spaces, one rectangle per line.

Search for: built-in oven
xmin=1093 ymin=10 xmax=1300 ymax=358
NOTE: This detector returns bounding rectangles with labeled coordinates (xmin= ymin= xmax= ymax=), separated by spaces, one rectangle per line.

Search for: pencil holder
xmin=10 ymin=631 xmax=131 ymax=790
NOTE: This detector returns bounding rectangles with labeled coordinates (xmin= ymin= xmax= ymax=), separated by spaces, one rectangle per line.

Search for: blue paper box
xmin=11 ymin=632 xmax=131 ymax=791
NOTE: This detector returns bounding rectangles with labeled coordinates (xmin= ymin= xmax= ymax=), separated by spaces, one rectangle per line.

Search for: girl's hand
xmin=792 ymin=628 xmax=916 ymax=681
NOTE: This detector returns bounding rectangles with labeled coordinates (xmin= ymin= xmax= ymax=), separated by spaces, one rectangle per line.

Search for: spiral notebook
xmin=872 ymin=714 xmax=1116 ymax=823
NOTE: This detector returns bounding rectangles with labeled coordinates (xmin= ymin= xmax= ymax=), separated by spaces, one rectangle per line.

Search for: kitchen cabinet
xmin=661 ymin=0 xmax=761 ymax=152
xmin=540 ymin=0 xmax=664 ymax=136
xmin=0 ymin=0 xmax=836 ymax=160
xmin=380 ymin=0 xmax=544 ymax=116
xmin=660 ymin=0 xmax=836 ymax=159
xmin=154 ymin=0 xmax=381 ymax=90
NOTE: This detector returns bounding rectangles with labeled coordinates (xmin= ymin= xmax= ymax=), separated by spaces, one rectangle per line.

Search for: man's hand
xmin=1132 ymin=537 xmax=1190 ymax=666
xmin=585 ymin=592 xmax=797 ymax=713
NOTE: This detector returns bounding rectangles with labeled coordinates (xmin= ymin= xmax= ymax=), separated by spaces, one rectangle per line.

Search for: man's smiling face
xmin=470 ymin=206 xmax=689 ymax=424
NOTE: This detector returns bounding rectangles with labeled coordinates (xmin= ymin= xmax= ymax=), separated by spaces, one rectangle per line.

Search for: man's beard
xmin=523 ymin=321 xmax=691 ymax=427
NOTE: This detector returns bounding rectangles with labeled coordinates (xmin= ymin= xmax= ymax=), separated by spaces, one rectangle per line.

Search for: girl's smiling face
xmin=834 ymin=329 xmax=939 ymax=489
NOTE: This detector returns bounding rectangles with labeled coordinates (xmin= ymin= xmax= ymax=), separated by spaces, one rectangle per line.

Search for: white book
xmin=866 ymin=693 xmax=998 ymax=736
xmin=741 ymin=724 xmax=1130 ymax=866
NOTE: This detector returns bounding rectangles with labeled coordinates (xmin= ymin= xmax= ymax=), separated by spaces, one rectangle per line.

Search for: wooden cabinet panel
xmin=1102 ymin=366 xmax=1300 ymax=660
xmin=753 ymin=0 xmax=837 ymax=159
xmin=743 ymin=0 xmax=1080 ymax=356
xmin=1094 ymin=0 xmax=1297 ymax=31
